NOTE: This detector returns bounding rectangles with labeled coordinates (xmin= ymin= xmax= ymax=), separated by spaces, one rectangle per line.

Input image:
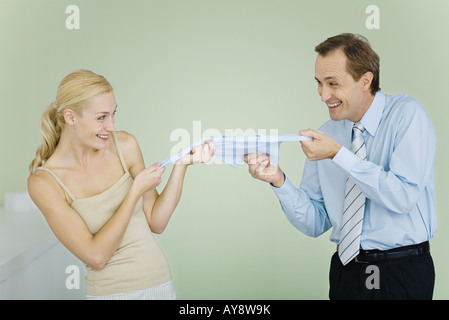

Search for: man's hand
xmin=243 ymin=153 xmax=285 ymax=188
xmin=299 ymin=129 xmax=342 ymax=161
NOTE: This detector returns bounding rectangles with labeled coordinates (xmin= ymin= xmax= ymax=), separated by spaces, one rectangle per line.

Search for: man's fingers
xmin=244 ymin=153 xmax=258 ymax=165
xmin=257 ymin=154 xmax=270 ymax=164
xmin=244 ymin=153 xmax=270 ymax=165
xmin=299 ymin=129 xmax=321 ymax=140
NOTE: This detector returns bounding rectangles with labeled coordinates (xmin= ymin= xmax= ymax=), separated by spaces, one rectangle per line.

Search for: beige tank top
xmin=36 ymin=132 xmax=172 ymax=296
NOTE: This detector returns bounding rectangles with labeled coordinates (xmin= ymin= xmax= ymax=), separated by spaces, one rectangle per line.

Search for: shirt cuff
xmin=332 ymin=146 xmax=359 ymax=173
xmin=270 ymin=174 xmax=298 ymax=199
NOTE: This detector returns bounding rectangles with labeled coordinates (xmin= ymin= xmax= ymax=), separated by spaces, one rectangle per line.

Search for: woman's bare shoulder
xmin=27 ymin=168 xmax=71 ymax=210
xmin=115 ymin=131 xmax=144 ymax=173
xmin=116 ymin=130 xmax=139 ymax=150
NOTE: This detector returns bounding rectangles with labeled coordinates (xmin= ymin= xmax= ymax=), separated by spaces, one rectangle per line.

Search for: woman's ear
xmin=63 ymin=109 xmax=76 ymax=125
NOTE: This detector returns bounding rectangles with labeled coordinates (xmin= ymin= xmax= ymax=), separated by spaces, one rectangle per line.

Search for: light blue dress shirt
xmin=271 ymin=91 xmax=437 ymax=250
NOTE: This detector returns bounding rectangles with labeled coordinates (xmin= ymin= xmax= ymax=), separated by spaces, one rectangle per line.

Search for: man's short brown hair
xmin=315 ymin=33 xmax=380 ymax=95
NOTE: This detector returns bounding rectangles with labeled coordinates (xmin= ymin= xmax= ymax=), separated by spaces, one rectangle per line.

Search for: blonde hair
xmin=29 ymin=70 xmax=113 ymax=174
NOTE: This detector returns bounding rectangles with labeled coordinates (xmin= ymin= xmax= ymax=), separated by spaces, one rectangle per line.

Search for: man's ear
xmin=63 ymin=109 xmax=76 ymax=125
xmin=361 ymin=71 xmax=374 ymax=92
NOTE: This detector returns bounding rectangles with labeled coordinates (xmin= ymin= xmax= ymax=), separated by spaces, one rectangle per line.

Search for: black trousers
xmin=329 ymin=246 xmax=435 ymax=300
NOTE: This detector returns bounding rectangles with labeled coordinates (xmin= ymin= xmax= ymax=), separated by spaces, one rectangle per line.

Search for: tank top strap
xmin=112 ymin=131 xmax=129 ymax=174
xmin=35 ymin=167 xmax=77 ymax=201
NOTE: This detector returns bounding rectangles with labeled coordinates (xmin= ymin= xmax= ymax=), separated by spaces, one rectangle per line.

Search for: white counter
xmin=0 ymin=203 xmax=85 ymax=299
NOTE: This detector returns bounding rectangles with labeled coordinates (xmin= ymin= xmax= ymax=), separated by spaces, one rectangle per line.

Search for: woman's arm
xmin=27 ymin=161 xmax=163 ymax=270
xmin=149 ymin=140 xmax=215 ymax=233
xmin=143 ymin=163 xmax=187 ymax=234
xmin=122 ymin=132 xmax=215 ymax=233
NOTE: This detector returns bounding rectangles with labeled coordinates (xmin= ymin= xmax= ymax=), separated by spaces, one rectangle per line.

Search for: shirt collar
xmin=359 ymin=91 xmax=385 ymax=137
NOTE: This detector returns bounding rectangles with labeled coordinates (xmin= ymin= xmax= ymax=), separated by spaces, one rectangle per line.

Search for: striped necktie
xmin=338 ymin=123 xmax=367 ymax=265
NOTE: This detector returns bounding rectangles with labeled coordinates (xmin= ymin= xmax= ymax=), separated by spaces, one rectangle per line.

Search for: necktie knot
xmin=353 ymin=122 xmax=365 ymax=138
xmin=351 ymin=123 xmax=366 ymax=159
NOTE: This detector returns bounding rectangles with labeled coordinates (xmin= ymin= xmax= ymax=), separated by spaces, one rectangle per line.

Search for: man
xmin=244 ymin=33 xmax=436 ymax=299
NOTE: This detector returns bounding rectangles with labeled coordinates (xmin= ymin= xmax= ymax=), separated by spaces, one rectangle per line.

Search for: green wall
xmin=1 ymin=0 xmax=448 ymax=299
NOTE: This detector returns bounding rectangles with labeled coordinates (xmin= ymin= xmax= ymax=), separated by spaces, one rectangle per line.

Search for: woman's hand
xmin=132 ymin=162 xmax=165 ymax=196
xmin=176 ymin=140 xmax=216 ymax=166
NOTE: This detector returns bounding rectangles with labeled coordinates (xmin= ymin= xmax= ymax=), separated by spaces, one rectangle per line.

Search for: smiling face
xmin=315 ymin=48 xmax=374 ymax=123
xmin=66 ymin=91 xmax=117 ymax=149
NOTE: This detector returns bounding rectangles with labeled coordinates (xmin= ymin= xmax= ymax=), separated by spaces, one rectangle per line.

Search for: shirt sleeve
xmin=332 ymin=101 xmax=436 ymax=214
xmin=270 ymin=167 xmax=332 ymax=238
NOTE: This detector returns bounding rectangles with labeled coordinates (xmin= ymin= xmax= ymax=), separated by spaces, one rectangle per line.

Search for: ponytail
xmin=28 ymin=102 xmax=64 ymax=173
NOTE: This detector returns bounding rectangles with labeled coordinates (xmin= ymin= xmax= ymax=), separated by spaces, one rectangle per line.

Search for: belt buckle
xmin=354 ymin=255 xmax=368 ymax=264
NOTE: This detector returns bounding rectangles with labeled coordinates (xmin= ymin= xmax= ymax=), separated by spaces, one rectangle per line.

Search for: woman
xmin=27 ymin=69 xmax=215 ymax=299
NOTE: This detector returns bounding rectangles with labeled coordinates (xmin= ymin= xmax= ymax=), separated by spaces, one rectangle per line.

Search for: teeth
xmin=328 ymin=102 xmax=341 ymax=108
xmin=97 ymin=134 xmax=108 ymax=139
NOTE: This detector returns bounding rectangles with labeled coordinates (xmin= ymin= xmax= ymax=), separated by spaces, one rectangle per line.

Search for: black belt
xmin=349 ymin=241 xmax=430 ymax=263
